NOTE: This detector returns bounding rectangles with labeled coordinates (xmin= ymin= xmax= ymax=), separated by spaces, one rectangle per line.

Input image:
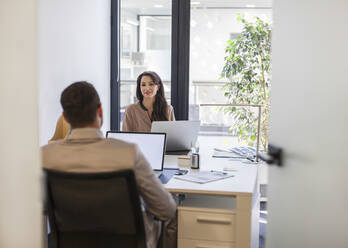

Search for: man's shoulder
xmin=41 ymin=138 xmax=140 ymax=170
xmin=42 ymin=137 xmax=138 ymax=151
xmin=42 ymin=139 xmax=65 ymax=150
xmin=103 ymin=137 xmax=137 ymax=150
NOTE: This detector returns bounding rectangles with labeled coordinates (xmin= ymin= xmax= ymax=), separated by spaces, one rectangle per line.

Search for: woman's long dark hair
xmin=136 ymin=71 xmax=169 ymax=121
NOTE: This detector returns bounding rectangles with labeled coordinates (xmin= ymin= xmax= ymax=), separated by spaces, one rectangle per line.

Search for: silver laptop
xmin=106 ymin=131 xmax=174 ymax=184
xmin=151 ymin=120 xmax=200 ymax=154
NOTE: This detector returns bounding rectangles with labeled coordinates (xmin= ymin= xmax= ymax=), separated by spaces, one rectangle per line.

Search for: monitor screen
xmin=106 ymin=132 xmax=165 ymax=171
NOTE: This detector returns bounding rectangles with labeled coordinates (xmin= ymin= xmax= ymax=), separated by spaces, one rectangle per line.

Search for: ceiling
xmin=122 ymin=0 xmax=272 ymax=15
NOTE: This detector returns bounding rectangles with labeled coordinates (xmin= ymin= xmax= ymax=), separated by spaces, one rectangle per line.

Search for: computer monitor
xmin=106 ymin=131 xmax=166 ymax=171
xmin=151 ymin=120 xmax=200 ymax=152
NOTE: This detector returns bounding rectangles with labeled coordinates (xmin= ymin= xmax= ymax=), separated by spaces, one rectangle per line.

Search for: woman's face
xmin=140 ymin=75 xmax=159 ymax=99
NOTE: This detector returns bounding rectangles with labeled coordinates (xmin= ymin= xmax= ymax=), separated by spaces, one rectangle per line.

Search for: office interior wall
xmin=0 ymin=0 xmax=42 ymax=247
xmin=38 ymin=0 xmax=110 ymax=145
xmin=267 ymin=0 xmax=348 ymax=247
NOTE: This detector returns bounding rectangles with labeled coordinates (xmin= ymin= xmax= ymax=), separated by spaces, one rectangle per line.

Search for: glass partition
xmin=120 ymin=1 xmax=172 ymax=126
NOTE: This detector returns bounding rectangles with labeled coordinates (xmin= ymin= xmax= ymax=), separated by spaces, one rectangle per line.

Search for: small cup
xmin=190 ymin=153 xmax=200 ymax=169
xmin=177 ymin=155 xmax=191 ymax=168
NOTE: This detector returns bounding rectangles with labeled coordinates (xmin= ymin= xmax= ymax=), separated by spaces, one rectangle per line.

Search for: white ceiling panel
xmin=122 ymin=0 xmax=272 ymax=15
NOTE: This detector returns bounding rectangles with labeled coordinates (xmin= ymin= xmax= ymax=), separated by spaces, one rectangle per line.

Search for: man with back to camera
xmin=41 ymin=81 xmax=177 ymax=248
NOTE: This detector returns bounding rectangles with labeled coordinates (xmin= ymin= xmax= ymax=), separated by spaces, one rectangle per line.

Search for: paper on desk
xmin=174 ymin=170 xmax=234 ymax=184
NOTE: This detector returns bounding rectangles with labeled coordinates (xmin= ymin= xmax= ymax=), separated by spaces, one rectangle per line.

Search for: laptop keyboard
xmin=230 ymin=146 xmax=256 ymax=159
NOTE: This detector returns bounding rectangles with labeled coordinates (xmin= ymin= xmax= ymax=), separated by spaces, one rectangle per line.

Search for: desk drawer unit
xmin=178 ymin=239 xmax=235 ymax=248
xmin=178 ymin=207 xmax=236 ymax=243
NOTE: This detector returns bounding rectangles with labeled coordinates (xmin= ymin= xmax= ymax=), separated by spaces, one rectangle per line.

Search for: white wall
xmin=0 ymin=1 xmax=42 ymax=247
xmin=38 ymin=0 xmax=110 ymax=145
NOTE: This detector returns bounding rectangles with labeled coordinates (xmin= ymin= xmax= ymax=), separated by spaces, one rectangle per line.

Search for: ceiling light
xmin=154 ymin=4 xmax=163 ymax=8
xmin=126 ymin=20 xmax=139 ymax=26
xmin=191 ymin=1 xmax=201 ymax=5
xmin=246 ymin=4 xmax=256 ymax=8
xmin=146 ymin=27 xmax=155 ymax=32
xmin=194 ymin=36 xmax=201 ymax=44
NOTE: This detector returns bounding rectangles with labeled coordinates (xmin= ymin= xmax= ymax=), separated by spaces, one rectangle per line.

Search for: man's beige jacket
xmin=42 ymin=128 xmax=176 ymax=248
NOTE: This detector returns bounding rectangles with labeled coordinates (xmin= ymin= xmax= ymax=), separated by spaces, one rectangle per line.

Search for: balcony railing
xmin=120 ymin=80 xmax=236 ymax=135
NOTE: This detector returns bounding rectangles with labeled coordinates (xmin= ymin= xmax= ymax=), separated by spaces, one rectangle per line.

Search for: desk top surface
xmin=164 ymin=136 xmax=259 ymax=197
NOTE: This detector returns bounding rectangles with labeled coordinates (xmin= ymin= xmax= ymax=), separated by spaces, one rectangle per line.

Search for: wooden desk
xmin=164 ymin=136 xmax=259 ymax=248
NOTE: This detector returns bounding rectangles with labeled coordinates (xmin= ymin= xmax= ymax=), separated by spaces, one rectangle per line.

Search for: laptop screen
xmin=106 ymin=131 xmax=166 ymax=171
xmin=151 ymin=120 xmax=200 ymax=151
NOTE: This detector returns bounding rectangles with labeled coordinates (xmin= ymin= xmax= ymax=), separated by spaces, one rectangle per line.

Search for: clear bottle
xmin=190 ymin=139 xmax=200 ymax=169
xmin=191 ymin=139 xmax=200 ymax=154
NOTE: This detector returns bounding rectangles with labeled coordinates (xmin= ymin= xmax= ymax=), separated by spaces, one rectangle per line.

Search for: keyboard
xmin=230 ymin=146 xmax=256 ymax=159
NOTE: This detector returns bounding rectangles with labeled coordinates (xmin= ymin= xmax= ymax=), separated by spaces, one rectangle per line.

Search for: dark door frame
xmin=110 ymin=0 xmax=120 ymax=131
xmin=171 ymin=0 xmax=190 ymax=120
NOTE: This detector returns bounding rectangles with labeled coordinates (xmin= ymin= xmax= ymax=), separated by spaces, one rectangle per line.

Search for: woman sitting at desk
xmin=49 ymin=114 xmax=70 ymax=142
xmin=122 ymin=71 xmax=175 ymax=132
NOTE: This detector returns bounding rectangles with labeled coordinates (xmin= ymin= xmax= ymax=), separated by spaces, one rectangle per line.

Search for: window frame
xmin=110 ymin=0 xmax=191 ymax=130
xmin=110 ymin=0 xmax=121 ymax=131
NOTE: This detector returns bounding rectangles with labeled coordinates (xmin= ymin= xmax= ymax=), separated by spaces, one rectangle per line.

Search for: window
xmin=111 ymin=0 xmax=272 ymax=133
xmin=189 ymin=1 xmax=272 ymax=134
xmin=119 ymin=1 xmax=172 ymax=128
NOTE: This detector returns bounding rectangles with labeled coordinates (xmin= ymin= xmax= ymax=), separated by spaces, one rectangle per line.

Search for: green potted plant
xmin=221 ymin=15 xmax=271 ymax=151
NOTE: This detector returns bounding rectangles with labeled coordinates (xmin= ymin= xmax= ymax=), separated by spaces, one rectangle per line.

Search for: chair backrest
xmin=44 ymin=169 xmax=146 ymax=248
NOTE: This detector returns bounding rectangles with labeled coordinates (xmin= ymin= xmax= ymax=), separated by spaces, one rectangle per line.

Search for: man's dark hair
xmin=60 ymin=81 xmax=101 ymax=128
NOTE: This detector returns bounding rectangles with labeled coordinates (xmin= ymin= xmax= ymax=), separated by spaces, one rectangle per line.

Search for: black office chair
xmin=44 ymin=169 xmax=147 ymax=248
